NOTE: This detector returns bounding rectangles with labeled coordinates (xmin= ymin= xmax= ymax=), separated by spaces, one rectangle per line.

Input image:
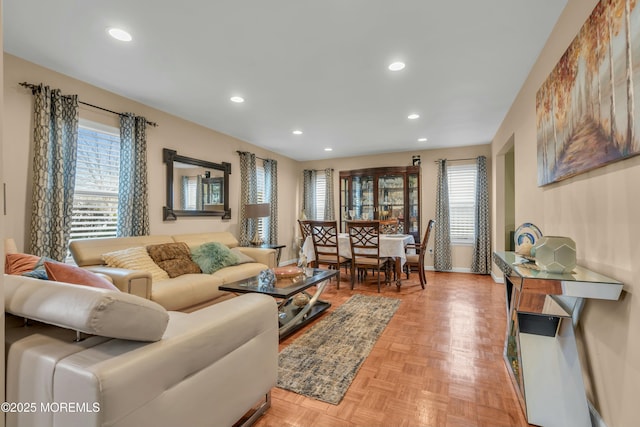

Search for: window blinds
xmin=447 ymin=163 xmax=477 ymax=243
xmin=315 ymin=173 xmax=326 ymax=220
xmin=256 ymin=165 xmax=266 ymax=238
xmin=70 ymin=125 xmax=120 ymax=241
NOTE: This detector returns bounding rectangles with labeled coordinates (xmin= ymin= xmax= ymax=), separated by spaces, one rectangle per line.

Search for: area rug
xmin=277 ymin=294 xmax=401 ymax=404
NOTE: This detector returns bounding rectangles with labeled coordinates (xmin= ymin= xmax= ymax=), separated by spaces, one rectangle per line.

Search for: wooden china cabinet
xmin=339 ymin=166 xmax=421 ymax=242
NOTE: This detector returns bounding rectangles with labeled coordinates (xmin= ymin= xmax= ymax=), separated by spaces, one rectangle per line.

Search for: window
xmin=302 ymin=169 xmax=329 ymax=221
xmin=183 ymin=176 xmax=199 ymax=210
xmin=70 ymin=122 xmax=120 ymax=242
xmin=315 ymin=173 xmax=326 ymax=220
xmin=256 ymin=165 xmax=266 ymax=239
xmin=447 ymin=163 xmax=477 ymax=244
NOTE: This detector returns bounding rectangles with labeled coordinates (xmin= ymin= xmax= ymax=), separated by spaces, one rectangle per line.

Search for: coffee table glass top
xmin=219 ymin=268 xmax=338 ymax=299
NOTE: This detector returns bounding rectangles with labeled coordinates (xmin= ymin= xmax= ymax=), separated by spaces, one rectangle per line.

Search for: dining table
xmin=301 ymin=233 xmax=415 ymax=287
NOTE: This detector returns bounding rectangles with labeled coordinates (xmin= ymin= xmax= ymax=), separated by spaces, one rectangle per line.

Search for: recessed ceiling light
xmin=107 ymin=28 xmax=132 ymax=42
xmin=230 ymin=96 xmax=244 ymax=103
xmin=418 ymin=137 xmax=428 ymax=142
xmin=324 ymin=147 xmax=333 ymax=152
xmin=292 ymin=130 xmax=303 ymax=135
xmin=388 ymin=61 xmax=406 ymax=71
xmin=408 ymin=113 xmax=420 ymax=120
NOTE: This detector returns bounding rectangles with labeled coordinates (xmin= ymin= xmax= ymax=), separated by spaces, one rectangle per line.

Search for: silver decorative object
xmin=258 ymin=269 xmax=276 ymax=289
xmin=533 ymin=236 xmax=576 ymax=273
xmin=298 ymin=249 xmax=308 ymax=268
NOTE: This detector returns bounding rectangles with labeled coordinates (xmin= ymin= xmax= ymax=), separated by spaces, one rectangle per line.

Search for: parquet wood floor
xmin=254 ymin=271 xmax=531 ymax=427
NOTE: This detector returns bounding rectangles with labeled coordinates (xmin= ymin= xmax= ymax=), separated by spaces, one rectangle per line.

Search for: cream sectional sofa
xmin=69 ymin=232 xmax=276 ymax=312
xmin=4 ymin=273 xmax=278 ymax=427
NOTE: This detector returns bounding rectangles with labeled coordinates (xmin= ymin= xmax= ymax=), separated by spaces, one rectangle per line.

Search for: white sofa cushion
xmin=4 ymin=274 xmax=169 ymax=342
xmin=211 ymin=262 xmax=270 ymax=284
xmin=69 ymin=235 xmax=175 ymax=267
xmin=150 ymin=274 xmax=228 ymax=311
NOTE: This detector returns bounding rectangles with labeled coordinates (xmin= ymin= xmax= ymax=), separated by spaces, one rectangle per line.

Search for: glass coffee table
xmin=219 ymin=268 xmax=338 ymax=339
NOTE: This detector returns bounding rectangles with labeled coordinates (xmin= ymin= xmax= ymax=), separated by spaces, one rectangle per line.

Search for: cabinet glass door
xmin=378 ymin=175 xmax=404 ymax=226
xmin=353 ymin=176 xmax=374 ymax=220
xmin=340 ymin=177 xmax=350 ymax=232
xmin=339 ymin=166 xmax=420 ymax=236
xmin=407 ymin=173 xmax=419 ymax=240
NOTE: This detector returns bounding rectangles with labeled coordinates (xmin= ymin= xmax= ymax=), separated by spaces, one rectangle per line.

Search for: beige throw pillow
xmin=102 ymin=246 xmax=169 ymax=282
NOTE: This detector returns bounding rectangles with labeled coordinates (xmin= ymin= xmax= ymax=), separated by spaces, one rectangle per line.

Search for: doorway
xmin=504 ymin=147 xmax=515 ymax=250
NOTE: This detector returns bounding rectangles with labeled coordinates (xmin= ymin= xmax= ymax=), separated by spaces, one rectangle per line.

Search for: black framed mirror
xmin=163 ymin=148 xmax=231 ymax=220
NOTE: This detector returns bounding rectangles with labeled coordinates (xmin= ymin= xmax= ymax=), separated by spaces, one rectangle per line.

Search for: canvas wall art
xmin=536 ymin=0 xmax=640 ymax=186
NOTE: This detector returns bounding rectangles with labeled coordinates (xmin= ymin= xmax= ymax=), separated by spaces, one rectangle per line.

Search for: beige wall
xmin=300 ymin=144 xmax=492 ymax=271
xmin=3 ymin=54 xmax=301 ymax=263
xmin=492 ymin=0 xmax=639 ymax=425
xmin=3 ymin=53 xmax=491 ymax=271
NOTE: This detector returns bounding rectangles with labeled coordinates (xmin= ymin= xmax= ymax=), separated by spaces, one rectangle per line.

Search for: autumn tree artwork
xmin=537 ymin=0 xmax=640 ymax=186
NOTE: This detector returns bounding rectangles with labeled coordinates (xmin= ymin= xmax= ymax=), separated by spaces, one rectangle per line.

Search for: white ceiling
xmin=3 ymin=0 xmax=567 ymax=161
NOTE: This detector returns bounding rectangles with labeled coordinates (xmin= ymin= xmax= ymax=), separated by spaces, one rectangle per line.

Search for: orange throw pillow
xmin=5 ymin=253 xmax=41 ymax=275
xmin=44 ymin=262 xmax=119 ymax=291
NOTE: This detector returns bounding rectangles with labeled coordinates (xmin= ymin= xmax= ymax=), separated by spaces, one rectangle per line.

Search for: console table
xmin=493 ymin=251 xmax=622 ymax=427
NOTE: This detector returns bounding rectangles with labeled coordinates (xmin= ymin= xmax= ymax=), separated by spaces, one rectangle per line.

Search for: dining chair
xmin=404 ymin=219 xmax=435 ymax=288
xmin=347 ymin=220 xmax=392 ymax=292
xmin=309 ymin=220 xmax=350 ymax=287
xmin=297 ymin=219 xmax=314 ymax=266
xmin=298 ymin=219 xmax=313 ymax=242
xmin=298 ymin=218 xmax=312 ymax=251
xmin=379 ymin=218 xmax=399 ymax=234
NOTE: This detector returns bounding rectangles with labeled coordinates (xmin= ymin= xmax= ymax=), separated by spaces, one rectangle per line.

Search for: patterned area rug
xmin=277 ymin=294 xmax=401 ymax=404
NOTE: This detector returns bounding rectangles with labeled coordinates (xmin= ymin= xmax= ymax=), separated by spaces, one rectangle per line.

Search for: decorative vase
xmin=258 ymin=269 xmax=276 ymax=289
xmin=533 ymin=236 xmax=576 ymax=273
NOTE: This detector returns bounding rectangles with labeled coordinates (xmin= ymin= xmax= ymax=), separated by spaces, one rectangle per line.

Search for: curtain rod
xmin=304 ymin=168 xmax=334 ymax=172
xmin=236 ymin=150 xmax=272 ymax=161
xmin=434 ymin=157 xmax=479 ymax=163
xmin=19 ymin=82 xmax=158 ymax=127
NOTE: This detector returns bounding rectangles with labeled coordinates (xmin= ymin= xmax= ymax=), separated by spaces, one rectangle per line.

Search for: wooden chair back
xmin=347 ymin=220 xmax=391 ymax=291
xmin=403 ymin=219 xmax=435 ymax=287
xmin=347 ymin=220 xmax=381 ymax=262
xmin=419 ymin=219 xmax=435 ymax=255
xmin=309 ymin=220 xmax=349 ymax=287
xmin=309 ymin=220 xmax=342 ymax=262
xmin=298 ymin=219 xmax=313 ymax=242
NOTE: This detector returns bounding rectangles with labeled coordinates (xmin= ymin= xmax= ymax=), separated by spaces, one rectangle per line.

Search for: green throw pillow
xmin=191 ymin=242 xmax=241 ymax=274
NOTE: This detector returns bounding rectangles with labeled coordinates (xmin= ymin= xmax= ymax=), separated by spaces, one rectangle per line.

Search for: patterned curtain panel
xmin=324 ymin=168 xmax=335 ymax=220
xmin=239 ymin=151 xmax=257 ymax=246
xmin=29 ymin=85 xmax=79 ymax=260
xmin=471 ymin=156 xmax=491 ymax=274
xmin=434 ymin=159 xmax=452 ymax=271
xmin=264 ymin=159 xmax=279 ymax=245
xmin=117 ymin=114 xmax=150 ymax=237
xmin=303 ymin=169 xmax=316 ymax=219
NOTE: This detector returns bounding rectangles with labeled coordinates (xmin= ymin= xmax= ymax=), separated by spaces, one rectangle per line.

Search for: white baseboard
xmin=588 ymin=400 xmax=607 ymax=427
xmin=491 ymin=271 xmax=504 ymax=283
